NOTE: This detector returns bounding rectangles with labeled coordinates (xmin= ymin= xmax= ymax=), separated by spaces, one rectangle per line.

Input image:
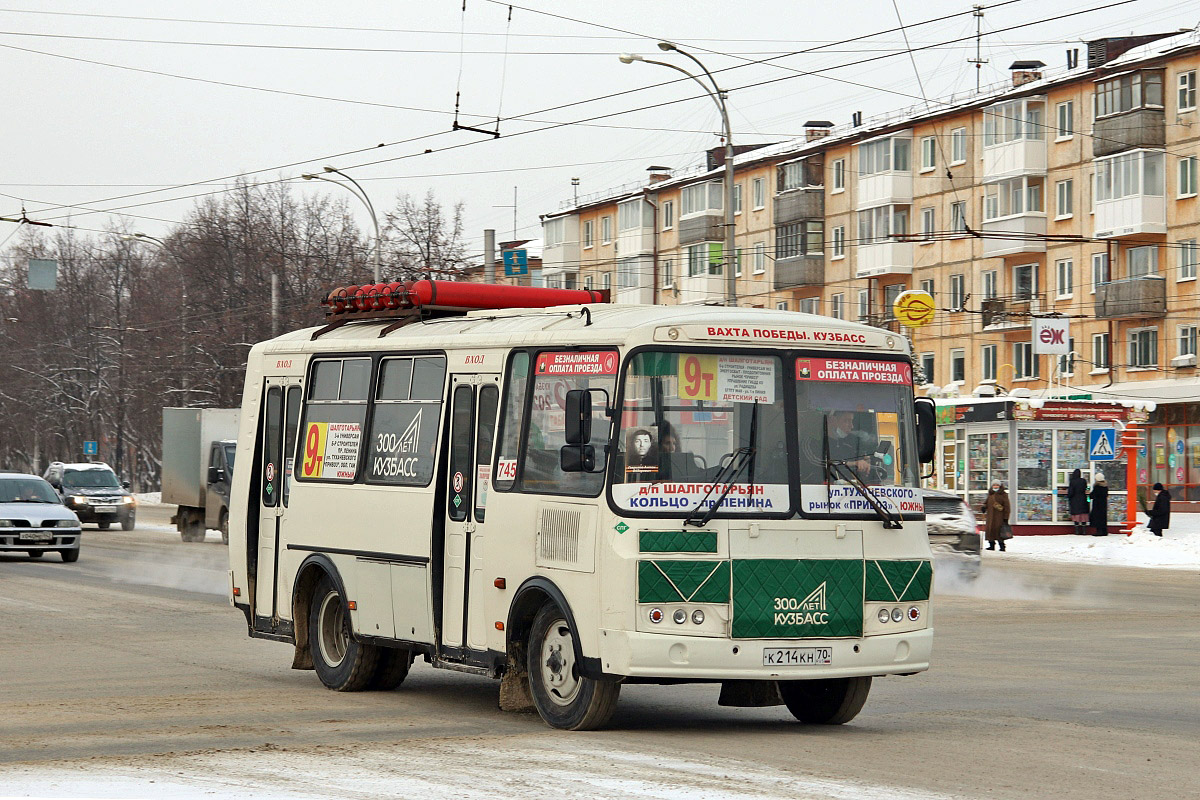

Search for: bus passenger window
xmin=474 ymin=384 xmax=499 ymax=522
xmin=298 ymin=358 xmax=370 ymax=483
xmin=447 ymin=385 xmax=475 ymax=522
xmin=283 ymin=386 xmax=300 ymax=505
xmin=365 ymin=356 xmax=445 ymax=486
xmin=493 ymin=352 xmax=531 ymax=492
xmin=262 ymin=387 xmax=282 ymax=507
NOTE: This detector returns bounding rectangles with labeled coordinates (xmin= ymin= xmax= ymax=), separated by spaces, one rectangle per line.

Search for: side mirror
xmin=122 ymin=480 xmax=131 ymax=490
xmin=207 ymin=466 xmax=221 ymax=484
xmin=564 ymin=389 xmax=592 ymax=445
xmin=560 ymin=444 xmax=597 ymax=473
xmin=914 ymin=397 xmax=937 ymax=464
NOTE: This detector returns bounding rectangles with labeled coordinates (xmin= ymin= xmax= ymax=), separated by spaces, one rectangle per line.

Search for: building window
xmin=1180 ymin=239 xmax=1198 ymax=281
xmin=1058 ymin=338 xmax=1076 ymax=376
xmin=858 ymin=136 xmax=911 ymax=175
xmin=1092 ymin=332 xmax=1110 ymax=370
xmin=753 ymin=241 xmax=766 ymax=274
xmin=1056 ymin=259 xmax=1073 ymax=298
xmin=950 ymin=349 xmax=965 ymax=383
xmin=1129 ymin=327 xmax=1158 ymax=368
xmin=920 ymin=353 xmax=935 ymax=385
xmin=617 ymin=257 xmax=642 ymax=290
xmin=734 ymin=248 xmax=743 ymax=278
xmin=601 ymin=216 xmax=612 ymax=243
xmin=662 ymin=200 xmax=674 ymax=230
xmin=857 ymin=289 xmax=870 ymax=321
xmin=1179 ymin=70 xmax=1196 ymax=111
xmin=920 ymin=278 xmax=935 ymax=297
xmin=563 ymin=271 xmax=578 ymax=290
xmin=982 ymin=344 xmax=997 ymax=381
xmin=983 ymin=176 xmax=1044 ymax=220
xmin=830 ymin=293 xmax=844 ymax=320
xmin=831 ymin=225 xmax=845 ymax=258
xmin=752 ymin=177 xmax=765 ymax=209
xmin=983 ymin=98 xmax=1045 ymax=145
xmin=883 ymin=284 xmax=905 ymax=315
xmin=950 ymin=273 xmax=965 ymax=309
xmin=950 ymin=200 xmax=967 ymax=232
xmin=1055 ymin=179 xmax=1073 ymax=218
xmin=1013 ymin=264 xmax=1037 ymax=300
xmin=832 ymin=159 xmax=845 ymax=191
xmin=618 ymin=199 xmax=653 ymax=232
xmin=662 ymin=258 xmax=673 ymax=287
xmin=1091 ymin=252 xmax=1110 ymax=292
xmin=583 ymin=275 xmax=593 ymax=290
xmin=602 ymin=272 xmax=612 ymax=291
xmin=1179 ymin=156 xmax=1197 ymax=197
xmin=920 ymin=207 xmax=935 ymax=240
xmin=1014 ymin=342 xmax=1039 ymax=379
xmin=982 ymin=269 xmax=997 ymax=300
xmin=687 ymin=243 xmax=721 ymax=276
xmin=583 ymin=219 xmax=593 ymax=248
xmin=857 ymin=204 xmax=908 ymax=243
xmin=776 ymin=301 xmax=790 ymax=311
xmin=776 ymin=221 xmax=823 ymax=259
xmin=1180 ymin=325 xmax=1198 ymax=358
xmin=1096 ymin=150 xmax=1165 ymax=201
xmin=779 ymin=158 xmax=821 ymax=191
xmin=799 ymin=297 xmax=820 ymax=315
xmin=1128 ymin=245 xmax=1158 ymax=278
xmin=950 ymin=127 xmax=967 ymax=164
xmin=543 ymin=217 xmax=565 ymax=247
xmin=681 ymin=181 xmax=723 ymax=216
xmin=1055 ymin=101 xmax=1074 ymax=139
xmin=920 ymin=136 xmax=936 ymax=171
xmin=1095 ymin=70 xmax=1164 ymax=118
xmin=733 ymin=183 xmax=743 ymax=215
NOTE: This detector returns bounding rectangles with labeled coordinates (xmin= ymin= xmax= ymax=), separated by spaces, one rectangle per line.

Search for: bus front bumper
xmin=596 ymin=627 xmax=933 ymax=681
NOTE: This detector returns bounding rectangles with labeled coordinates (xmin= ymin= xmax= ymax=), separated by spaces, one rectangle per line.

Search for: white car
xmin=0 ymin=472 xmax=83 ymax=562
xmin=923 ymin=488 xmax=981 ymax=579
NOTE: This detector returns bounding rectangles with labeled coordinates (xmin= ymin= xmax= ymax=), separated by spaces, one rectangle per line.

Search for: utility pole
xmin=968 ymin=5 xmax=988 ymax=93
xmin=484 ymin=228 xmax=496 ymax=283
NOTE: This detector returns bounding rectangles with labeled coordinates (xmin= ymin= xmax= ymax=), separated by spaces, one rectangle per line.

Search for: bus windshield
xmin=611 ymin=350 xmax=920 ymax=518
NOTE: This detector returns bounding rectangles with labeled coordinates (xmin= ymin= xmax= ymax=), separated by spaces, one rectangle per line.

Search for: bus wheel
xmin=369 ymin=647 xmax=412 ymax=690
xmin=309 ymin=574 xmax=379 ymax=692
xmin=526 ymin=603 xmax=620 ymax=730
xmin=778 ymin=677 xmax=872 ymax=725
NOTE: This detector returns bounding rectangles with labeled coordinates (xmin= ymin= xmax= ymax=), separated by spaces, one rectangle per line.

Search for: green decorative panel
xmin=639 ymin=530 xmax=719 ymax=554
xmin=731 ymin=559 xmax=864 ymax=639
xmin=865 ymin=560 xmax=932 ymax=603
xmin=638 ymin=560 xmax=731 ymax=603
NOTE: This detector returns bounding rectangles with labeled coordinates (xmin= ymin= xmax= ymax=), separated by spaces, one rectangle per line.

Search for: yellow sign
xmin=678 ymin=354 xmax=718 ymax=402
xmin=892 ymin=289 xmax=936 ymax=328
xmin=302 ymin=421 xmax=329 ymax=478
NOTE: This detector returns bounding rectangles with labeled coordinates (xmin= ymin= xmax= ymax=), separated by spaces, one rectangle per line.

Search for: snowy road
xmin=0 ymin=512 xmax=1197 ymax=799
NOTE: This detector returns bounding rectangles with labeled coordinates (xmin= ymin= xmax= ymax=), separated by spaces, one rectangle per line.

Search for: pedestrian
xmin=1147 ymin=482 xmax=1171 ymax=537
xmin=982 ymin=481 xmax=1012 ymax=552
xmin=1089 ymin=473 xmax=1109 ymax=536
xmin=1067 ymin=468 xmax=1090 ymax=535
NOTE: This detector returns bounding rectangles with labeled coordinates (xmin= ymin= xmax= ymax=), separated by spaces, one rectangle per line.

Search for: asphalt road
xmin=0 ymin=507 xmax=1196 ymax=798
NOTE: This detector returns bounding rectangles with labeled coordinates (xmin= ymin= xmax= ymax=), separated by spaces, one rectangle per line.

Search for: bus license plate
xmin=18 ymin=532 xmax=51 ymax=543
xmin=763 ymin=647 xmax=832 ymax=666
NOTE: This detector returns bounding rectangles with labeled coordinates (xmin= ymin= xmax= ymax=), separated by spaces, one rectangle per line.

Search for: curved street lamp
xmin=620 ymin=44 xmax=737 ymax=306
xmin=302 ymin=166 xmax=382 ymax=283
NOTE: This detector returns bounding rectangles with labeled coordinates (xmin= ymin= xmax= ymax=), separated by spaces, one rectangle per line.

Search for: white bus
xmin=228 ymin=281 xmax=937 ymax=730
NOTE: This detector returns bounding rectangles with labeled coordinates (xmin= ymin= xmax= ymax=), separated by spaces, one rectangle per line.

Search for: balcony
xmin=615 ymin=285 xmax=655 ymax=305
xmin=982 ymin=96 xmax=1047 ymax=180
xmin=1094 ymin=195 xmax=1167 ymax=238
xmin=678 ymin=272 xmax=726 ymax=305
xmin=980 ymin=213 xmax=1048 ymax=257
xmin=773 ymin=255 xmax=825 ymax=290
xmin=616 ymin=226 xmax=653 ymax=257
xmin=1093 ymin=108 xmax=1166 ymax=158
xmin=678 ymin=213 xmax=724 ymax=246
xmin=981 ymin=295 xmax=1043 ymax=331
xmin=856 ymin=173 xmax=913 ymax=209
xmin=983 ymin=138 xmax=1047 ymax=181
xmin=1094 ymin=275 xmax=1166 ymax=319
xmin=855 ymin=240 xmax=913 ymax=278
xmin=773 ymin=188 xmax=824 ymax=225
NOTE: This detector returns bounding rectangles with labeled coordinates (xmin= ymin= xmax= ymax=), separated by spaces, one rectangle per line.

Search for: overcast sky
xmin=0 ymin=0 xmax=1193 ymax=260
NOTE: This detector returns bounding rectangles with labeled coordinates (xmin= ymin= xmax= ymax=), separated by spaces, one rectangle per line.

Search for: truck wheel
xmin=121 ymin=512 xmax=136 ymax=531
xmin=526 ymin=603 xmax=620 ymax=730
xmin=369 ymin=647 xmax=412 ymax=690
xmin=778 ymin=677 xmax=872 ymax=725
xmin=97 ymin=522 xmax=111 ymax=531
xmin=309 ymin=574 xmax=379 ymax=691
xmin=219 ymin=509 xmax=229 ymax=546
xmin=181 ymin=516 xmax=205 ymax=542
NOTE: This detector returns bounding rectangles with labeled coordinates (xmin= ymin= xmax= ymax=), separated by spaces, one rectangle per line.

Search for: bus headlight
xmin=672 ymin=609 xmax=687 ymax=624
xmin=877 ymin=607 xmax=890 ymax=624
xmin=691 ymin=609 xmax=705 ymax=625
xmin=891 ymin=607 xmax=904 ymax=623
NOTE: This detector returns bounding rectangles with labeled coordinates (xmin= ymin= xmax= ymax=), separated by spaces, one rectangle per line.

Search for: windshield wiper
xmin=685 ymin=402 xmax=759 ymax=528
xmin=823 ymin=416 xmax=903 ymax=530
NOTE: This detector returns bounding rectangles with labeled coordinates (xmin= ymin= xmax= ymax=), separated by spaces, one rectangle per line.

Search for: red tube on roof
xmin=404 ymin=280 xmax=608 ymax=310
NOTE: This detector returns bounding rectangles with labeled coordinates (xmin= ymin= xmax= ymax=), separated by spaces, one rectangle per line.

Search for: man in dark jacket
xmin=1147 ymin=482 xmax=1171 ymax=537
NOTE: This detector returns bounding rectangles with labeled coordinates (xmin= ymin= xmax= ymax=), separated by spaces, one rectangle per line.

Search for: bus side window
xmin=447 ymin=385 xmax=475 ymax=522
xmin=474 ymin=384 xmax=499 ymax=522
xmin=283 ymin=386 xmax=301 ymax=505
xmin=262 ymin=387 xmax=282 ymax=507
xmin=364 ymin=356 xmax=445 ymax=487
xmin=493 ymin=351 xmax=530 ymax=492
xmin=298 ymin=358 xmax=371 ymax=483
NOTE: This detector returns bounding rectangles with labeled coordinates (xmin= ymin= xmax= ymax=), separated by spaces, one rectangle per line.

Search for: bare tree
xmin=383 ymin=190 xmax=469 ymax=280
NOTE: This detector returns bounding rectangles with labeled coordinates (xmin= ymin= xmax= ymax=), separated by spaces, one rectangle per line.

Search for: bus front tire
xmin=526 ymin=603 xmax=620 ymax=730
xmin=778 ymin=676 xmax=872 ymax=725
xmin=309 ymin=574 xmax=378 ymax=692
xmin=369 ymin=647 xmax=412 ymax=690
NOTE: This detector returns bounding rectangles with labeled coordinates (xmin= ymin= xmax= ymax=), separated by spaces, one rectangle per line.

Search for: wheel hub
xmin=540 ymin=621 xmax=581 ymax=706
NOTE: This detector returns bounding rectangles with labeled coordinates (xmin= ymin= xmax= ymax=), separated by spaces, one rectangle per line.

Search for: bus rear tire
xmin=369 ymin=647 xmax=412 ymax=690
xmin=526 ymin=603 xmax=620 ymax=730
xmin=309 ymin=574 xmax=379 ymax=692
xmin=778 ymin=676 xmax=872 ymax=725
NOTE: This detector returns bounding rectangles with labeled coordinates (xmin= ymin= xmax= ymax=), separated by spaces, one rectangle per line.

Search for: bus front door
xmin=253 ymin=378 xmax=301 ymax=626
xmin=441 ymin=374 xmax=501 ymax=652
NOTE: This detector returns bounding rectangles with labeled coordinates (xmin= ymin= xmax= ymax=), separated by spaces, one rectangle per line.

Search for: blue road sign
xmin=1088 ymin=428 xmax=1116 ymax=461
xmin=83 ymin=440 xmax=98 ymax=456
xmin=503 ymin=249 xmax=528 ymax=277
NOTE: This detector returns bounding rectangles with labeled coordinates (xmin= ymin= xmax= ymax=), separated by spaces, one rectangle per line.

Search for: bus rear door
xmin=253 ymin=377 xmax=301 ymax=626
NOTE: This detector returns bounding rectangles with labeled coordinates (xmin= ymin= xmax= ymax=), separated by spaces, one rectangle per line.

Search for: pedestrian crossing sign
xmin=1089 ymin=428 xmax=1117 ymax=461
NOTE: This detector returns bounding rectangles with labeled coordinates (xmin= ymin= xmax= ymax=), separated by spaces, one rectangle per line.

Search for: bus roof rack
xmin=313 ymin=279 xmax=610 ymax=340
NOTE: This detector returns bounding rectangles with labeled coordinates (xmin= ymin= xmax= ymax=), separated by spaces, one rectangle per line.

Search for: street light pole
xmin=302 ymin=166 xmax=382 ymax=283
xmin=621 ymin=45 xmax=737 ymax=306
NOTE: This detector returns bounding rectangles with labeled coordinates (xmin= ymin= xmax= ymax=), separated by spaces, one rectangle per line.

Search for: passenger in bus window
xmin=658 ymin=421 xmax=703 ymax=481
xmin=828 ymin=409 xmax=878 ymax=482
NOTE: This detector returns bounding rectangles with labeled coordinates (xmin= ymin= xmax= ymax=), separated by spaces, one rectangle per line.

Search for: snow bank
xmin=998 ymin=514 xmax=1200 ymax=570
xmin=133 ymin=491 xmax=161 ymax=504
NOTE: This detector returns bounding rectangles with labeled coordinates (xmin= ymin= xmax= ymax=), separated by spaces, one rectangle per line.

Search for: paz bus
xmin=227 ymin=280 xmax=937 ymax=730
